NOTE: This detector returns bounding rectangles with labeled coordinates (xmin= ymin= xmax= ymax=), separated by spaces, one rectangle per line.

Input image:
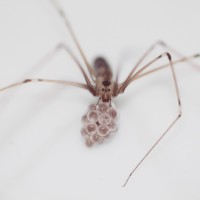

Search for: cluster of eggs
xmin=81 ymin=102 xmax=118 ymax=147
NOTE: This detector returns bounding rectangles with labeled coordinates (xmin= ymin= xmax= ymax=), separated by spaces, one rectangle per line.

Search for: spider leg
xmin=57 ymin=43 xmax=96 ymax=95
xmin=132 ymin=54 xmax=200 ymax=82
xmin=50 ymin=0 xmax=96 ymax=81
xmin=0 ymin=43 xmax=95 ymax=95
xmin=0 ymin=78 xmax=89 ymax=93
xmin=30 ymin=43 xmax=92 ymax=81
xmin=122 ymin=52 xmax=182 ymax=186
xmin=120 ymin=41 xmax=199 ymax=92
xmin=155 ymin=40 xmax=199 ymax=69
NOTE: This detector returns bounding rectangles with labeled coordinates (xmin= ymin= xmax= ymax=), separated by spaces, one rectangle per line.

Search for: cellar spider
xmin=0 ymin=0 xmax=199 ymax=187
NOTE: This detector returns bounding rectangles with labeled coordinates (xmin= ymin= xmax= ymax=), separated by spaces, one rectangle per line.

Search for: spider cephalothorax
xmin=94 ymin=57 xmax=117 ymax=102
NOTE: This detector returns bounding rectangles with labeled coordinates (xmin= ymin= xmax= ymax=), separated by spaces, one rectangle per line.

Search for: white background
xmin=0 ymin=0 xmax=200 ymax=199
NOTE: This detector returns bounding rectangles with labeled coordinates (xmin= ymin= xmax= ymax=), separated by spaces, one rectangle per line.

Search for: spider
xmin=0 ymin=0 xmax=199 ymax=186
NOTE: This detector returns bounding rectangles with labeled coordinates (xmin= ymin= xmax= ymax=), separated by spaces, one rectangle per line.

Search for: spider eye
xmin=108 ymin=89 xmax=110 ymax=92
xmin=102 ymin=88 xmax=105 ymax=91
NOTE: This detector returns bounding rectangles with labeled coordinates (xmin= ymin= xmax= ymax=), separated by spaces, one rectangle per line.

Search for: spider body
xmin=93 ymin=57 xmax=116 ymax=102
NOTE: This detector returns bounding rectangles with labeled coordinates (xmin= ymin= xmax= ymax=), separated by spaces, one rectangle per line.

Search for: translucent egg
xmin=85 ymin=123 xmax=97 ymax=135
xmin=85 ymin=138 xmax=93 ymax=147
xmin=97 ymin=102 xmax=108 ymax=113
xmin=81 ymin=128 xmax=87 ymax=137
xmin=90 ymin=134 xmax=104 ymax=144
xmin=81 ymin=101 xmax=119 ymax=146
xmin=107 ymin=107 xmax=118 ymax=119
xmin=98 ymin=113 xmax=111 ymax=125
xmin=87 ymin=110 xmax=98 ymax=123
xmin=97 ymin=125 xmax=110 ymax=136
xmin=81 ymin=114 xmax=88 ymax=123
xmin=108 ymin=120 xmax=118 ymax=132
xmin=88 ymin=103 xmax=97 ymax=111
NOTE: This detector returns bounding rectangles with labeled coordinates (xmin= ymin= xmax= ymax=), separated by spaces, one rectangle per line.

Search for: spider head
xmin=98 ymin=80 xmax=112 ymax=102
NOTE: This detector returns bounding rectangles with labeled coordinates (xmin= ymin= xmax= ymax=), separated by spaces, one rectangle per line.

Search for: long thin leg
xmin=119 ymin=41 xmax=164 ymax=91
xmin=156 ymin=41 xmax=199 ymax=69
xmin=0 ymin=43 xmax=95 ymax=96
xmin=122 ymin=52 xmax=182 ymax=186
xmin=120 ymin=41 xmax=199 ymax=92
xmin=130 ymin=53 xmax=200 ymax=83
xmin=50 ymin=0 xmax=96 ymax=81
xmin=58 ymin=43 xmax=95 ymax=95
xmin=123 ymin=115 xmax=180 ymax=187
xmin=0 ymin=78 xmax=89 ymax=93
xmin=116 ymin=54 xmax=199 ymax=95
xmin=21 ymin=42 xmax=95 ymax=95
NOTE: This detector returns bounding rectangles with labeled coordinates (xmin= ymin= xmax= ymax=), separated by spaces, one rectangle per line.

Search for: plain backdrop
xmin=0 ymin=0 xmax=200 ymax=199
